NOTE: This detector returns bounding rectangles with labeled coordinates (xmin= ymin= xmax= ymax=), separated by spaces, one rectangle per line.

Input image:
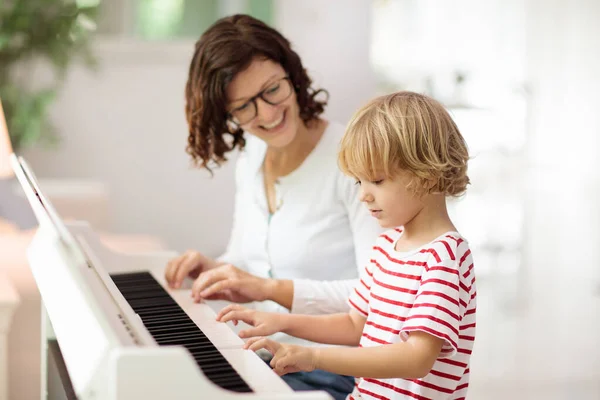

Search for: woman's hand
xmin=191 ymin=263 xmax=272 ymax=303
xmin=244 ymin=337 xmax=318 ymax=376
xmin=216 ymin=304 xmax=288 ymax=338
xmin=164 ymin=250 xmax=219 ymax=289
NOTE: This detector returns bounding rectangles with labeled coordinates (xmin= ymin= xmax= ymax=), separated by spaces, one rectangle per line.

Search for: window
xmin=96 ymin=0 xmax=273 ymax=40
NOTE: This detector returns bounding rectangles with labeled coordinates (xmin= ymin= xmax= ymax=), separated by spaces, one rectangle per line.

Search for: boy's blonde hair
xmin=338 ymin=91 xmax=470 ymax=197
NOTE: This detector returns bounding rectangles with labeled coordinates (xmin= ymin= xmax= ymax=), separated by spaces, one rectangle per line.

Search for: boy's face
xmin=356 ymin=170 xmax=424 ymax=229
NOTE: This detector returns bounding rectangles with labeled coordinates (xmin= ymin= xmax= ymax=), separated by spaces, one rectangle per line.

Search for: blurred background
xmin=1 ymin=0 xmax=599 ymax=399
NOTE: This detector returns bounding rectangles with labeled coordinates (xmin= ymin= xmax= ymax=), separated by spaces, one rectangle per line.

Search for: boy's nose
xmin=359 ymin=187 xmax=373 ymax=203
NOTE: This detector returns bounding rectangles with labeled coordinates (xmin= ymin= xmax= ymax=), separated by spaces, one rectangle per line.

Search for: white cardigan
xmin=218 ymin=121 xmax=384 ymax=343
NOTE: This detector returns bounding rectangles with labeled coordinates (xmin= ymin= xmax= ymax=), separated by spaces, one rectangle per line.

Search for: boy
xmin=217 ymin=91 xmax=476 ymax=400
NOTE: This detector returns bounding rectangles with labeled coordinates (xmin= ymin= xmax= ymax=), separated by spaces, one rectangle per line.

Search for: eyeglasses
xmin=227 ymin=76 xmax=293 ymax=125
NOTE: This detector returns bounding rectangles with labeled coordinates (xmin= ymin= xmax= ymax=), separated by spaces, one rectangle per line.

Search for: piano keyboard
xmin=111 ymin=271 xmax=253 ymax=393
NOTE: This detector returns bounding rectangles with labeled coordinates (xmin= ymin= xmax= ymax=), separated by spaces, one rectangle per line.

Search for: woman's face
xmin=226 ymin=58 xmax=300 ymax=148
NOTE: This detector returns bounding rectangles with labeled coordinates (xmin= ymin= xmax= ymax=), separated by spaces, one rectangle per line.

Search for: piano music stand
xmin=10 ymin=154 xmax=82 ymax=399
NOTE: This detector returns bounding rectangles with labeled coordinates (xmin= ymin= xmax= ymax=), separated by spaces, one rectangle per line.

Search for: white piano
xmin=11 ymin=154 xmax=332 ymax=400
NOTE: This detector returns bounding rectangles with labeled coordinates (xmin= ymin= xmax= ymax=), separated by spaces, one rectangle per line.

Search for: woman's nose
xmin=256 ymin=98 xmax=279 ymax=123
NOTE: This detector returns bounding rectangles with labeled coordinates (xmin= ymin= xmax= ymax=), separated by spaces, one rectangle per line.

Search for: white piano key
xmin=219 ymin=348 xmax=293 ymax=394
xmin=149 ymin=269 xmax=246 ymax=349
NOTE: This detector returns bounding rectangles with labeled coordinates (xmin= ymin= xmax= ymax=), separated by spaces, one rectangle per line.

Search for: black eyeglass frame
xmin=226 ymin=76 xmax=294 ymax=125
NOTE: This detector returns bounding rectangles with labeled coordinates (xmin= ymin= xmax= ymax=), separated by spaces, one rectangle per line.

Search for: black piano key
xmin=135 ymin=305 xmax=183 ymax=316
xmin=142 ymin=316 xmax=192 ymax=327
xmin=110 ymin=271 xmax=252 ymax=393
xmin=199 ymin=363 xmax=245 ymax=375
xmin=128 ymin=297 xmax=177 ymax=308
xmin=209 ymin=373 xmax=252 ymax=385
xmin=145 ymin=322 xmax=200 ymax=333
xmin=140 ymin=312 xmax=191 ymax=320
xmin=116 ymin=290 xmax=169 ymax=300
xmin=151 ymin=331 xmax=211 ymax=343
xmin=165 ymin=338 xmax=217 ymax=348
xmin=192 ymin=351 xmax=226 ymax=362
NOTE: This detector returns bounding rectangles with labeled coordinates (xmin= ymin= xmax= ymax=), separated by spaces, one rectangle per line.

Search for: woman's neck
xmin=265 ymin=118 xmax=327 ymax=177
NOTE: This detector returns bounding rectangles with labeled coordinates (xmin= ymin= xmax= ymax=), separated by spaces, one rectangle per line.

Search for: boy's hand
xmin=216 ymin=304 xmax=287 ymax=338
xmin=244 ymin=337 xmax=318 ymax=376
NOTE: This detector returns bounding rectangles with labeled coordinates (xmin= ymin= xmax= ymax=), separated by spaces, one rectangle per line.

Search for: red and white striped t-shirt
xmin=347 ymin=228 xmax=476 ymax=400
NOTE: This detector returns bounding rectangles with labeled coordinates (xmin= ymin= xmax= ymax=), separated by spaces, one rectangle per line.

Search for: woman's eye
xmin=234 ymin=103 xmax=249 ymax=112
xmin=354 ymin=180 xmax=361 ymax=186
xmin=266 ymin=84 xmax=280 ymax=94
xmin=373 ymin=179 xmax=384 ymax=185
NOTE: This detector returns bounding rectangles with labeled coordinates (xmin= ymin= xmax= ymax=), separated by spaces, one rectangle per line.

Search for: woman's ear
xmin=226 ymin=120 xmax=239 ymax=133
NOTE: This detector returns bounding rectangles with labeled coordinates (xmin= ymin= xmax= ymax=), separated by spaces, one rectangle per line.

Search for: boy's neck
xmin=396 ymin=194 xmax=456 ymax=251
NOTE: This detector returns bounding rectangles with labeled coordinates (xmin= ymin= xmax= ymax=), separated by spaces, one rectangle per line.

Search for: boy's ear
xmin=424 ymin=176 xmax=441 ymax=193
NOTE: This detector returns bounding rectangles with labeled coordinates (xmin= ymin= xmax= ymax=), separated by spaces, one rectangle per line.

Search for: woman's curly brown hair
xmin=185 ymin=14 xmax=328 ymax=172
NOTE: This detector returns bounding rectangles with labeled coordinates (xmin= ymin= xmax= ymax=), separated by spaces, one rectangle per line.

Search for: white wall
xmin=23 ymin=39 xmax=237 ymax=255
xmin=523 ymin=0 xmax=600 ymax=309
xmin=274 ymin=0 xmax=375 ymax=124
xmin=526 ymin=0 xmax=600 ymax=173
xmin=22 ymin=1 xmax=375 ymax=256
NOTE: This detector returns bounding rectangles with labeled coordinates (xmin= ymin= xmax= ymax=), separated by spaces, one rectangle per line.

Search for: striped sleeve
xmin=347 ymin=255 xmax=375 ymax=317
xmin=400 ymin=256 xmax=461 ymax=357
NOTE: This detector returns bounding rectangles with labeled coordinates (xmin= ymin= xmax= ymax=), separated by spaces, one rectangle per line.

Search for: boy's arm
xmin=282 ymin=310 xmax=365 ymax=346
xmin=217 ymin=305 xmax=365 ymax=346
xmin=246 ymin=331 xmax=445 ymax=379
xmin=315 ymin=331 xmax=444 ymax=379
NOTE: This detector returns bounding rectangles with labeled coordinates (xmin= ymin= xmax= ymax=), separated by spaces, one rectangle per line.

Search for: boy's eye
xmin=354 ymin=180 xmax=361 ymax=186
xmin=373 ymin=179 xmax=384 ymax=185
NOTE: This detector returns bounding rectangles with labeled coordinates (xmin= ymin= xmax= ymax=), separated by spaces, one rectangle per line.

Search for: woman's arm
xmin=196 ymin=270 xmax=358 ymax=312
xmin=266 ymin=278 xmax=357 ymax=313
xmin=263 ymin=279 xmax=294 ymax=310
xmin=286 ymin=172 xmax=383 ymax=315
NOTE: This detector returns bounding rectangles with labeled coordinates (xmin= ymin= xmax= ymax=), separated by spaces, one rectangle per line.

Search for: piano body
xmin=11 ymin=154 xmax=332 ymax=400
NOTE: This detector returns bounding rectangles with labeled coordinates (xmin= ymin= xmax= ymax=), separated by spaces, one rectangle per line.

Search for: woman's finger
xmin=174 ymin=252 xmax=200 ymax=288
xmin=198 ymin=278 xmax=240 ymax=299
xmin=191 ymin=269 xmax=229 ymax=300
xmin=165 ymin=254 xmax=184 ymax=286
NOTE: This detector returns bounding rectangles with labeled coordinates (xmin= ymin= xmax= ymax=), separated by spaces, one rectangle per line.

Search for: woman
xmin=164 ymin=14 xmax=382 ymax=399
